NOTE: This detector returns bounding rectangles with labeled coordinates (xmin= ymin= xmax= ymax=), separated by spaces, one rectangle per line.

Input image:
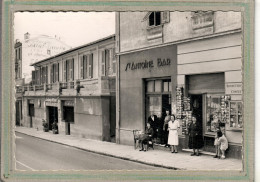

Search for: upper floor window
xmin=50 ymin=63 xmax=59 ymax=83
xmin=47 ymin=49 xmax=51 ymax=55
xmin=101 ymin=48 xmax=116 ymax=76
xmin=64 ymin=59 xmax=74 ymax=82
xmin=149 ymin=12 xmax=161 ymax=26
xmin=41 ymin=66 xmax=48 ymax=84
xmin=80 ymin=53 xmax=93 ymax=79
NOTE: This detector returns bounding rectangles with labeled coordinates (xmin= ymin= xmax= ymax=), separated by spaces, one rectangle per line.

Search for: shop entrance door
xmin=63 ymin=106 xmax=74 ymax=135
xmin=48 ymin=107 xmax=58 ymax=130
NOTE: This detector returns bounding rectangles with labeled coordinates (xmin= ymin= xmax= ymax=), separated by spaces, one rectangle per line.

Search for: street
xmin=15 ymin=132 xmax=165 ymax=170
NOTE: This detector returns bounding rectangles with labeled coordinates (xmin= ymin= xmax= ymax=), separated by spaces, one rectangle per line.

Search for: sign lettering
xmin=125 ymin=58 xmax=171 ymax=71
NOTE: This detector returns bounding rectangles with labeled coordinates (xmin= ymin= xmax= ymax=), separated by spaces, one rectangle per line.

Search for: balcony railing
xmin=35 ymin=85 xmax=44 ymax=91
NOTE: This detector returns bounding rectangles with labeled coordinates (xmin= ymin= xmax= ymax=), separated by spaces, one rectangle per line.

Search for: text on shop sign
xmin=225 ymin=83 xmax=242 ymax=95
xmin=125 ymin=58 xmax=171 ymax=71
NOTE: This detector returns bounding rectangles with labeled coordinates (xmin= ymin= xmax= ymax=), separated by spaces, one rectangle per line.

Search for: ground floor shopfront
xmin=117 ymin=32 xmax=243 ymax=159
xmin=22 ymin=96 xmax=116 ymax=142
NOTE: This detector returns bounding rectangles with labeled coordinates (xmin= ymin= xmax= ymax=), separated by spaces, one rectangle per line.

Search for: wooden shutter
xmin=45 ymin=66 xmax=48 ymax=84
xmin=161 ymin=11 xmax=170 ymax=24
xmin=32 ymin=71 xmax=35 ymax=85
xmin=50 ymin=64 xmax=53 ymax=83
xmin=112 ymin=48 xmax=116 ymax=74
xmin=105 ymin=49 xmax=110 ymax=75
xmin=80 ymin=55 xmax=84 ymax=79
xmin=70 ymin=59 xmax=74 ymax=81
xmin=63 ymin=61 xmax=67 ymax=82
xmin=83 ymin=55 xmax=88 ymax=79
xmin=88 ymin=54 xmax=93 ymax=78
xmin=57 ymin=63 xmax=60 ymax=82
xmin=101 ymin=50 xmax=106 ymax=76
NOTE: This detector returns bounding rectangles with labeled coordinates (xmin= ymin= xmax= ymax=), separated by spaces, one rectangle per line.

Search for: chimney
xmin=24 ymin=32 xmax=30 ymax=40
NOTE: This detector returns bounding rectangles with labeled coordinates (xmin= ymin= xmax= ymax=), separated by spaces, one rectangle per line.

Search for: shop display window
xmin=148 ymin=96 xmax=162 ymax=117
xmin=229 ymin=101 xmax=243 ymax=129
xmin=206 ymin=94 xmax=222 ymax=134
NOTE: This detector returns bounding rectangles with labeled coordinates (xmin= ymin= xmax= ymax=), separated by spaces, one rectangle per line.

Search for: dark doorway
xmin=162 ymin=94 xmax=171 ymax=116
xmin=110 ymin=96 xmax=116 ymax=143
xmin=48 ymin=106 xmax=58 ymax=130
xmin=63 ymin=106 xmax=74 ymax=135
xmin=190 ymin=94 xmax=203 ymax=135
xmin=16 ymin=101 xmax=21 ymax=126
xmin=28 ymin=104 xmax=35 ymax=128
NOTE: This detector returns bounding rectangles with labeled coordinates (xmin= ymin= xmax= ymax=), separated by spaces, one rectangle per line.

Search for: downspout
xmin=116 ymin=12 xmax=121 ymax=144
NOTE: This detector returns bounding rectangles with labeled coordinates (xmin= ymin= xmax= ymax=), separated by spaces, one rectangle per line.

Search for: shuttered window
xmin=88 ymin=54 xmax=93 ymax=78
xmin=83 ymin=55 xmax=88 ymax=79
xmin=32 ymin=70 xmax=35 ymax=85
xmin=101 ymin=50 xmax=106 ymax=76
xmin=64 ymin=60 xmax=67 ymax=82
xmin=80 ymin=55 xmax=84 ymax=79
xmin=70 ymin=59 xmax=74 ymax=81
xmin=112 ymin=48 xmax=116 ymax=74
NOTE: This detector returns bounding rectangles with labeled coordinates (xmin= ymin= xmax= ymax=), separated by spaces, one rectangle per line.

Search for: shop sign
xmin=64 ymin=100 xmax=74 ymax=107
xmin=125 ymin=58 xmax=171 ymax=71
xmin=45 ymin=98 xmax=58 ymax=107
xmin=225 ymin=83 xmax=242 ymax=95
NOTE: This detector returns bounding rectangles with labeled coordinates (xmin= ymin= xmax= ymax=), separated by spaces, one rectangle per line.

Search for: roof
xmin=31 ymin=34 xmax=115 ymax=66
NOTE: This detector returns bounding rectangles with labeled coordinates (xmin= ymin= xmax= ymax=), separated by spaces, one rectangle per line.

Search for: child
xmin=214 ymin=131 xmax=228 ymax=159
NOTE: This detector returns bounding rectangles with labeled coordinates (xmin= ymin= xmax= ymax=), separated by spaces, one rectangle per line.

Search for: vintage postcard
xmin=1 ymin=0 xmax=254 ymax=181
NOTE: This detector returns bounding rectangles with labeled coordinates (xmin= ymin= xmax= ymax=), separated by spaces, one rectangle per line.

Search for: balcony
xmin=22 ymin=77 xmax=114 ymax=97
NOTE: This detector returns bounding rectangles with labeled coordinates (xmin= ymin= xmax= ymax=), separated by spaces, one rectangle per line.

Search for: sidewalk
xmin=15 ymin=127 xmax=242 ymax=171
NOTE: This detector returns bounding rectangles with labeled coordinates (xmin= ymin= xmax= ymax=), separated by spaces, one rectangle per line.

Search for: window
xmin=101 ymin=49 xmax=116 ymax=76
xmin=80 ymin=54 xmax=93 ymax=79
xmin=229 ymin=101 xmax=243 ymax=129
xmin=47 ymin=49 xmax=51 ymax=55
xmin=50 ymin=63 xmax=59 ymax=83
xmin=64 ymin=59 xmax=74 ymax=82
xmin=40 ymin=66 xmax=48 ymax=84
xmin=149 ymin=12 xmax=161 ymax=26
xmin=206 ymin=94 xmax=222 ymax=133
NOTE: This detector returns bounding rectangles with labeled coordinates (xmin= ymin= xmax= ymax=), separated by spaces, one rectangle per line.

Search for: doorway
xmin=190 ymin=95 xmax=203 ymax=136
xmin=48 ymin=106 xmax=58 ymax=130
xmin=63 ymin=106 xmax=74 ymax=135
xmin=28 ymin=104 xmax=35 ymax=128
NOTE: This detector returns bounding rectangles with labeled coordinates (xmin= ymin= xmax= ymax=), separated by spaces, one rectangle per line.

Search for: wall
xmin=119 ymin=11 xmax=241 ymax=53
xmin=119 ymin=45 xmax=177 ymax=145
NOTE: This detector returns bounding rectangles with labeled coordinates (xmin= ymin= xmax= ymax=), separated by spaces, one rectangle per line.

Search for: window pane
xmin=155 ymin=12 xmax=161 ymax=26
xmin=169 ymin=81 xmax=172 ymax=92
xmin=206 ymin=95 xmax=222 ymax=132
xmin=147 ymin=81 xmax=154 ymax=92
xmin=149 ymin=12 xmax=155 ymax=26
xmin=163 ymin=81 xmax=169 ymax=92
xmin=154 ymin=80 xmax=162 ymax=92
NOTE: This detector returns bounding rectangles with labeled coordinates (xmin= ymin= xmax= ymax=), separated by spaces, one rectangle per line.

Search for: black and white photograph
xmin=1 ymin=0 xmax=255 ymax=181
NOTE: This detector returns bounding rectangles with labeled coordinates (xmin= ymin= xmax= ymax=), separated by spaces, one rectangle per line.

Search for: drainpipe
xmin=115 ymin=12 xmax=121 ymax=144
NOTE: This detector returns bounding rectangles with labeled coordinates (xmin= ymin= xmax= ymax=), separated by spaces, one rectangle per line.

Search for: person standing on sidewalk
xmin=148 ymin=114 xmax=159 ymax=143
xmin=168 ymin=114 xmax=180 ymax=153
xmin=163 ymin=110 xmax=171 ymax=147
xmin=188 ymin=116 xmax=204 ymax=156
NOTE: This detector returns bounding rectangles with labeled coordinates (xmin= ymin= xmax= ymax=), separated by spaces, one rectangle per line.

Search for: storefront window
xmin=229 ymin=101 xmax=243 ymax=129
xmin=148 ymin=96 xmax=162 ymax=117
xmin=206 ymin=94 xmax=222 ymax=133
xmin=154 ymin=80 xmax=162 ymax=92
xmin=147 ymin=81 xmax=154 ymax=92
xmin=163 ymin=80 xmax=171 ymax=92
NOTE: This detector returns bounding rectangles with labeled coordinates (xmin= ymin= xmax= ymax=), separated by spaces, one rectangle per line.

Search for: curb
xmin=15 ymin=131 xmax=181 ymax=170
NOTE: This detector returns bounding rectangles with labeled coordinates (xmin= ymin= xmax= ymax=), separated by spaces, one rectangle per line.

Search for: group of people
xmin=138 ymin=111 xmax=228 ymax=159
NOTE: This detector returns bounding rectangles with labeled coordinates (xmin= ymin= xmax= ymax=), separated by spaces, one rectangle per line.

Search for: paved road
xmin=15 ymin=132 xmax=165 ymax=170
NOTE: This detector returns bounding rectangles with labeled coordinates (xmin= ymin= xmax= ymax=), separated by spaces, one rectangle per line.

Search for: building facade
xmin=21 ymin=35 xmax=116 ymax=142
xmin=116 ymin=11 xmax=242 ymax=159
xmin=15 ymin=33 xmax=71 ymax=126
xmin=17 ymin=32 xmax=71 ymax=84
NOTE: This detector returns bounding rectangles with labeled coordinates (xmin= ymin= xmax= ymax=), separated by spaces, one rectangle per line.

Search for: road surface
xmin=15 ymin=132 xmax=165 ymax=170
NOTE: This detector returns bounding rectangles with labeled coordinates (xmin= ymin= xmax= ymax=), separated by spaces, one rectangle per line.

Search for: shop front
xmin=118 ymin=45 xmax=177 ymax=145
xmin=176 ymin=32 xmax=243 ymax=159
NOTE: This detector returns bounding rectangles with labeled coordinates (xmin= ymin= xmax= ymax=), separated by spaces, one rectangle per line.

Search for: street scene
xmin=14 ymin=11 xmax=243 ymax=171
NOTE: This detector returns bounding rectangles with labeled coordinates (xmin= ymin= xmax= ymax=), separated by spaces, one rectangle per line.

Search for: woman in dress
xmin=168 ymin=114 xmax=180 ymax=153
xmin=188 ymin=115 xmax=204 ymax=156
